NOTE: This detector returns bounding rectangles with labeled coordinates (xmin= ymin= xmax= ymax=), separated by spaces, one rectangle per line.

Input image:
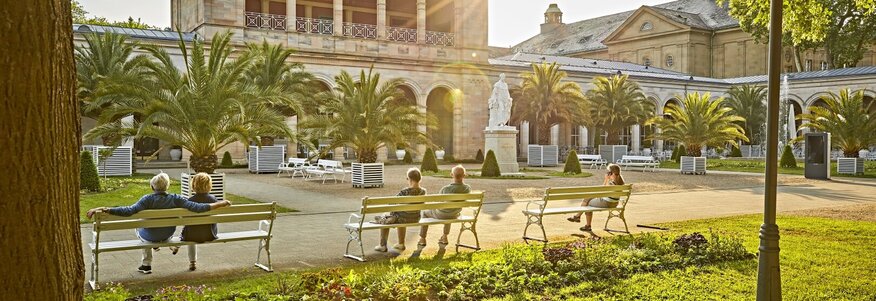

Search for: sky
xmin=77 ymin=0 xmax=669 ymax=47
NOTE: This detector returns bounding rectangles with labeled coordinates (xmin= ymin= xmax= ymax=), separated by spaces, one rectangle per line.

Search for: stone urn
xmin=169 ymin=148 xmax=182 ymax=161
xmin=435 ymin=149 xmax=446 ymax=160
xmin=395 ymin=149 xmax=406 ymax=161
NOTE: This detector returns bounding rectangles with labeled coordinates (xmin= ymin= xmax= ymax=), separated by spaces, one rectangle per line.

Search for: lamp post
xmin=757 ymin=0 xmax=783 ymax=299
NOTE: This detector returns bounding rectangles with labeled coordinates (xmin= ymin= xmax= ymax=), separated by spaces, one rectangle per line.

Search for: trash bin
xmin=804 ymin=132 xmax=830 ymax=180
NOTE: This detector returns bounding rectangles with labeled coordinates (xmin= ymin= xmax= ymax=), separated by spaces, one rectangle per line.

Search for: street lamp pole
xmin=757 ymin=0 xmax=783 ymax=299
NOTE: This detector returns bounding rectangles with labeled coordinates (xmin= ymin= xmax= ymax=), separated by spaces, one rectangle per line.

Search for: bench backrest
xmin=578 ymin=154 xmax=604 ymax=160
xmin=620 ymin=155 xmax=657 ymax=162
xmin=542 ymin=184 xmax=633 ymax=208
xmin=288 ymin=158 xmax=308 ymax=165
xmin=317 ymin=159 xmax=343 ymax=169
xmin=356 ymin=192 xmax=485 ymax=221
xmin=91 ymin=203 xmax=277 ymax=232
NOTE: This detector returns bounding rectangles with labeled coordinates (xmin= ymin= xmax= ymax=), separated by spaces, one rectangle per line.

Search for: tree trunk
xmin=0 ymin=0 xmax=85 ymax=298
xmin=791 ymin=45 xmax=803 ymax=72
xmin=605 ymin=128 xmax=621 ymax=145
xmin=190 ymin=154 xmax=219 ymax=173
xmin=536 ymin=123 xmax=551 ymax=145
xmin=843 ymin=149 xmax=860 ymax=158
xmin=358 ymin=147 xmax=377 ymax=163
xmin=687 ymin=144 xmax=703 ymax=157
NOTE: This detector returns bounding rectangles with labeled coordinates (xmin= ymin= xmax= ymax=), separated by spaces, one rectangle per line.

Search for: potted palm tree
xmin=799 ymin=89 xmax=876 ymax=175
xmin=300 ymin=68 xmax=434 ymax=188
xmin=726 ymin=84 xmax=767 ymax=158
xmin=647 ymin=92 xmax=748 ymax=175
xmin=511 ymin=63 xmax=586 ymax=167
xmin=584 ymin=74 xmax=654 ymax=163
xmin=86 ymin=32 xmax=305 ymax=198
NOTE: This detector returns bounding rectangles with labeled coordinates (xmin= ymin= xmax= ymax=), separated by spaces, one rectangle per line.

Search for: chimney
xmin=541 ymin=3 xmax=564 ymax=34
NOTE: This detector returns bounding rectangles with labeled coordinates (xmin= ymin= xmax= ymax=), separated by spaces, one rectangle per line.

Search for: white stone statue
xmin=488 ymin=73 xmax=513 ymax=128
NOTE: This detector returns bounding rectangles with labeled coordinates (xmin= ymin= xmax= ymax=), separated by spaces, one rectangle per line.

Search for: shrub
xmin=563 ymin=150 xmax=582 ymax=174
xmin=671 ymin=145 xmax=680 ymax=161
xmin=80 ymin=151 xmax=101 ymax=192
xmin=481 ymin=150 xmax=501 ymax=177
xmin=220 ymin=151 xmax=233 ymax=167
xmin=780 ymin=145 xmax=798 ymax=168
xmin=730 ymin=145 xmax=742 ymax=157
xmin=402 ymin=151 xmax=413 ymax=164
xmin=675 ymin=145 xmax=687 ymax=163
xmin=673 ymin=232 xmax=708 ymax=253
xmin=475 ymin=149 xmax=485 ymax=163
xmin=443 ymin=154 xmax=455 ymax=163
xmin=420 ymin=148 xmax=439 ymax=173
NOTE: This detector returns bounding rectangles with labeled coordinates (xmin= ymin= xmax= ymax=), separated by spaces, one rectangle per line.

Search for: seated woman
xmin=373 ymin=168 xmax=425 ymax=252
xmin=171 ymin=173 xmax=220 ymax=271
xmin=86 ymin=173 xmax=231 ymax=274
xmin=567 ymin=163 xmax=625 ymax=232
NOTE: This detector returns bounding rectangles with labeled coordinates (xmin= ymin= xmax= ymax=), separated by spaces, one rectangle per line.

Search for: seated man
xmin=418 ymin=165 xmax=471 ymax=246
xmin=86 ymin=172 xmax=231 ymax=274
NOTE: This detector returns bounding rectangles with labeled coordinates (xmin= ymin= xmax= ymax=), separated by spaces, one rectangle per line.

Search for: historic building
xmin=513 ymin=0 xmax=876 ymax=78
xmin=76 ymin=0 xmax=876 ymax=162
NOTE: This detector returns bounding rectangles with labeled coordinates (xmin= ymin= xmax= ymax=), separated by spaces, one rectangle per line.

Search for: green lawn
xmin=80 ymin=174 xmax=295 ymax=223
xmin=86 ymin=213 xmax=876 ymax=300
xmin=660 ymin=158 xmax=876 ymax=178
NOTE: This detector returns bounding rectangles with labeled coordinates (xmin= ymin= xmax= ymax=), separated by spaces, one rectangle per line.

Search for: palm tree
xmin=510 ymin=63 xmax=586 ymax=145
xmin=725 ymin=84 xmax=767 ymax=144
xmin=647 ymin=92 xmax=748 ymax=157
xmin=798 ymin=89 xmax=876 ymax=157
xmin=299 ymin=69 xmax=434 ymax=163
xmin=85 ymin=32 xmax=299 ymax=173
xmin=584 ymin=75 xmax=654 ymax=145
xmin=75 ymin=32 xmax=147 ymax=145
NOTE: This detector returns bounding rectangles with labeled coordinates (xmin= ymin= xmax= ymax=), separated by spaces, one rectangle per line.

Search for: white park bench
xmin=305 ymin=159 xmax=352 ymax=184
xmin=277 ymin=158 xmax=313 ymax=178
xmin=577 ymin=154 xmax=607 ymax=169
xmin=522 ymin=184 xmax=633 ymax=244
xmin=616 ymin=155 xmax=660 ymax=172
xmin=343 ymin=192 xmax=485 ymax=261
xmin=87 ymin=203 xmax=277 ymax=290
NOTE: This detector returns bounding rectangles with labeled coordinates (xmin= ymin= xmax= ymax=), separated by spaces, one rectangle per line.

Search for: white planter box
xmin=352 ymin=162 xmax=384 ymax=188
xmin=82 ymin=145 xmax=133 ymax=177
xmin=527 ymin=145 xmax=558 ymax=167
xmin=837 ymin=157 xmax=865 ymax=175
xmin=248 ymin=145 xmax=286 ymax=173
xmin=598 ymin=145 xmax=628 ymax=165
xmin=680 ymin=156 xmax=707 ymax=175
xmin=181 ymin=172 xmax=225 ymax=201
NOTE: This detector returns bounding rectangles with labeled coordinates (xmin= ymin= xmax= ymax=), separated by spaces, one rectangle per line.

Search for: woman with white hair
xmin=86 ymin=172 xmax=231 ymax=274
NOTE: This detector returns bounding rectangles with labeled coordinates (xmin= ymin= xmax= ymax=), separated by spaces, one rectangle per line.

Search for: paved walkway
xmin=81 ymin=172 xmax=876 ymax=287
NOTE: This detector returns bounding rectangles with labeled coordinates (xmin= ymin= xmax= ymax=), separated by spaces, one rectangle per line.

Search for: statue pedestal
xmin=484 ymin=126 xmax=520 ymax=174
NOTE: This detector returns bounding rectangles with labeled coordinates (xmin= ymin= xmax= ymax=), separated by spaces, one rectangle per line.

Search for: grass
xmin=86 ymin=213 xmax=876 ymax=300
xmin=80 ymin=174 xmax=295 ymax=223
xmin=659 ymin=158 xmax=876 ymax=178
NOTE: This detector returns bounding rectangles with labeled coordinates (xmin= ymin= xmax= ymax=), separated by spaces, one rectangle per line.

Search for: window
xmin=571 ymin=126 xmax=580 ymax=147
xmin=640 ymin=21 xmax=653 ymax=31
xmin=820 ymin=61 xmax=828 ymax=70
xmin=665 ymin=55 xmax=674 ymax=67
xmin=549 ymin=41 xmax=562 ymax=48
xmin=578 ymin=35 xmax=592 ymax=44
xmin=805 ymin=59 xmax=812 ymax=72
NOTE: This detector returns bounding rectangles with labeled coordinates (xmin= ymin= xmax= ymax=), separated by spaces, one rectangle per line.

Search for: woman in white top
xmin=567 ymin=163 xmax=625 ymax=232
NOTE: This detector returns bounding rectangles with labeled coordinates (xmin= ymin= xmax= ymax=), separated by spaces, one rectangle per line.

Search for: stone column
xmin=453 ymin=0 xmax=462 ymax=47
xmin=579 ymin=126 xmax=588 ymax=148
xmin=333 ymin=0 xmax=343 ymax=36
xmin=286 ymin=0 xmax=296 ymax=31
xmin=416 ymin=0 xmax=426 ymax=44
xmin=377 ymin=0 xmax=387 ymax=39
xmin=261 ymin=0 xmax=269 ymax=13
xmin=631 ymin=124 xmax=641 ymax=153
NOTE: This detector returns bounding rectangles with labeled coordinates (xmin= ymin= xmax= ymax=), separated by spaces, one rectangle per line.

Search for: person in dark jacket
xmin=86 ymin=172 xmax=231 ymax=274
xmin=174 ymin=172 xmax=221 ymax=271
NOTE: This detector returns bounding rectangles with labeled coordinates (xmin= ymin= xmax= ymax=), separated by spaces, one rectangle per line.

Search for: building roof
xmin=72 ymin=24 xmax=198 ymax=42
xmin=512 ymin=0 xmax=737 ymax=55
xmin=726 ymin=66 xmax=876 ymax=84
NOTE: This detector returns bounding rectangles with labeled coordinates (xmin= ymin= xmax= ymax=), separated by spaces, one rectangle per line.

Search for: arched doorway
xmin=427 ymin=87 xmax=455 ymax=156
xmin=661 ymin=98 xmax=682 ymax=151
xmin=863 ymin=94 xmax=876 ymax=115
xmin=391 ymin=85 xmax=419 ymax=160
xmin=297 ymin=80 xmax=333 ymax=158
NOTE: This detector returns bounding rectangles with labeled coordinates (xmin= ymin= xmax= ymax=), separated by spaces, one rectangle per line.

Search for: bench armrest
xmin=259 ymin=220 xmax=272 ymax=231
xmin=348 ymin=213 xmax=362 ymax=224
xmin=524 ymin=199 xmax=546 ymax=213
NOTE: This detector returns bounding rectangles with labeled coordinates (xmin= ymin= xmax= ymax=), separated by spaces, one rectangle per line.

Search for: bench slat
xmin=362 ymin=200 xmax=483 ymax=214
xmin=523 ymin=206 xmax=622 ymax=216
xmin=345 ymin=216 xmax=476 ymax=230
xmin=546 ymin=184 xmax=632 ymax=194
xmin=543 ymin=191 xmax=631 ymax=201
xmin=363 ymin=192 xmax=484 ymax=205
xmin=90 ymin=230 xmax=269 ymax=253
xmin=95 ymin=203 xmax=276 ymax=221
xmin=96 ymin=212 xmax=274 ymax=231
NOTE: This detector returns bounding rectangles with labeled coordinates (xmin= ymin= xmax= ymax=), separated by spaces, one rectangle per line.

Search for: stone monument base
xmin=484 ymin=126 xmax=520 ymax=174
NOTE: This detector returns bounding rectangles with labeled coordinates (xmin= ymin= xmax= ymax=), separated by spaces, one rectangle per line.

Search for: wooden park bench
xmin=616 ymin=155 xmax=659 ymax=172
xmin=522 ymin=184 xmax=633 ymax=244
xmin=305 ymin=159 xmax=352 ymax=183
xmin=343 ymin=192 xmax=485 ymax=261
xmin=87 ymin=203 xmax=277 ymax=290
xmin=577 ymin=154 xmax=607 ymax=169
xmin=277 ymin=158 xmax=312 ymax=178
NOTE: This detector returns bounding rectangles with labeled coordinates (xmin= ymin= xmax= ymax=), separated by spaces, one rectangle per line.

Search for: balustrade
xmin=386 ymin=27 xmax=417 ymax=43
xmin=295 ymin=17 xmax=334 ymax=35
xmin=245 ymin=11 xmax=286 ymax=31
xmin=342 ymin=22 xmax=377 ymax=39
xmin=425 ymin=30 xmax=455 ymax=47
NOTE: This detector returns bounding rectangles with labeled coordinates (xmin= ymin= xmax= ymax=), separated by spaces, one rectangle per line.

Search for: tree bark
xmin=536 ymin=122 xmax=552 ymax=145
xmin=0 ymin=0 xmax=85 ymax=299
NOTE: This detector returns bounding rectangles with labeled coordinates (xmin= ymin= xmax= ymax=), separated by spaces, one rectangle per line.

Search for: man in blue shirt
xmin=86 ymin=172 xmax=231 ymax=274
